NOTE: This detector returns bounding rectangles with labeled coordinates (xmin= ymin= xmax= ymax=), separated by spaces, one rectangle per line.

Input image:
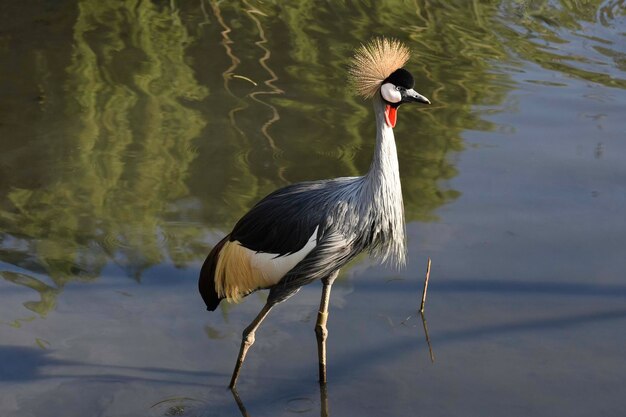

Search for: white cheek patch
xmin=380 ymin=83 xmax=401 ymax=103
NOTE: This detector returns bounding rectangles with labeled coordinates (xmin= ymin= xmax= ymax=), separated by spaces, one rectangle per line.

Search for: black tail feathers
xmin=198 ymin=236 xmax=229 ymax=311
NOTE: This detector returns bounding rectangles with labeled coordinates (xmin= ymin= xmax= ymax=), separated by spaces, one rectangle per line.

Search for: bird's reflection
xmin=231 ymin=383 xmax=329 ymax=417
xmin=228 ymin=312 xmax=435 ymax=417
xmin=230 ymin=387 xmax=249 ymax=417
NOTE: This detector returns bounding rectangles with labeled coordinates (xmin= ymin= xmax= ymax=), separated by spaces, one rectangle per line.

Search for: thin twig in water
xmin=420 ymin=257 xmax=431 ymax=313
xmin=420 ymin=311 xmax=435 ymax=363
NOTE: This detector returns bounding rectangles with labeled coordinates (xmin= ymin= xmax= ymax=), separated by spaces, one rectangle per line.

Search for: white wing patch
xmin=247 ymin=226 xmax=319 ymax=286
xmin=215 ymin=227 xmax=319 ymax=302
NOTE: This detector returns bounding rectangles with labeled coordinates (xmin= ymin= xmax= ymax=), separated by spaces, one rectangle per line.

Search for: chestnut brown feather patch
xmin=215 ymin=241 xmax=265 ymax=302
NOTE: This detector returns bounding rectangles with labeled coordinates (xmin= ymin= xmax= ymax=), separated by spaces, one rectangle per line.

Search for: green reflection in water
xmin=0 ymin=0 xmax=623 ymax=319
xmin=1 ymin=271 xmax=59 ymax=317
xmin=1 ymin=0 xmax=210 ymax=316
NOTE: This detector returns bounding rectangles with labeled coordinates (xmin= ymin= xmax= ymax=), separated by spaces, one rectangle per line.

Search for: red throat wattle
xmin=385 ymin=105 xmax=397 ymax=128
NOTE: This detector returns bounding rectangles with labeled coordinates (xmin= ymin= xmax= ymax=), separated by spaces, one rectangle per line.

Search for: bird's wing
xmin=213 ymin=181 xmax=330 ymax=302
xmin=267 ymin=230 xmax=354 ymax=305
xmin=219 ymin=177 xmax=361 ymax=303
xmin=229 ymin=180 xmax=336 ymax=255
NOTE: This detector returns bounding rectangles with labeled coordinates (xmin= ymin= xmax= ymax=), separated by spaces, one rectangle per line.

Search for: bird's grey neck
xmin=361 ymin=94 xmax=406 ymax=267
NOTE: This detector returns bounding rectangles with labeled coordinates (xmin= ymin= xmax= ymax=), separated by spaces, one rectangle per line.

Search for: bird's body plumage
xmin=199 ymin=94 xmax=405 ymax=309
xmin=199 ymin=37 xmax=430 ymax=388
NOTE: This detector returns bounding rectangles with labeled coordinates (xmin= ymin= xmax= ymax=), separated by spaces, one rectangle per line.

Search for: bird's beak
xmin=384 ymin=89 xmax=430 ymax=129
xmin=401 ymin=88 xmax=431 ymax=105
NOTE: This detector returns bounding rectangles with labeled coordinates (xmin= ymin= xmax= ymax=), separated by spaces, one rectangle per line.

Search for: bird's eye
xmin=395 ymin=86 xmax=401 ymax=91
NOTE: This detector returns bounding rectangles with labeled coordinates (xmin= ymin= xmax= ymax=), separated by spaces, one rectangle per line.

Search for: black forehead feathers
xmin=384 ymin=68 xmax=414 ymax=89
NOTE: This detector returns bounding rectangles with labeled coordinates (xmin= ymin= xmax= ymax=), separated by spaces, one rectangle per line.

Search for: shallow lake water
xmin=1 ymin=1 xmax=625 ymax=416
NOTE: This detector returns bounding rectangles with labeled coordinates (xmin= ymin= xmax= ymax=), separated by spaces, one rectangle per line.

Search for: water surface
xmin=1 ymin=1 xmax=625 ymax=416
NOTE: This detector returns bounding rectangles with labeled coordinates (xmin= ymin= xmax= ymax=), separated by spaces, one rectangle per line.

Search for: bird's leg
xmin=320 ymin=379 xmax=329 ymax=417
xmin=229 ymin=301 xmax=274 ymax=389
xmin=315 ymin=271 xmax=338 ymax=384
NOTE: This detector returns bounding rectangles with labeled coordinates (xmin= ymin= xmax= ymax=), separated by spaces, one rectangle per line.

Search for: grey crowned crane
xmin=199 ymin=38 xmax=430 ymax=388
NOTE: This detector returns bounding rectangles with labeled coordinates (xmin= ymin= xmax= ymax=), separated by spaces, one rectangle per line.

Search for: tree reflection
xmin=3 ymin=0 xmax=619 ymax=320
xmin=1 ymin=0 xmax=210 ymax=315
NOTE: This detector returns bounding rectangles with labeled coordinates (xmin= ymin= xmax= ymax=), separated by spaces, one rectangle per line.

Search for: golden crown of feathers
xmin=348 ymin=37 xmax=410 ymax=99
